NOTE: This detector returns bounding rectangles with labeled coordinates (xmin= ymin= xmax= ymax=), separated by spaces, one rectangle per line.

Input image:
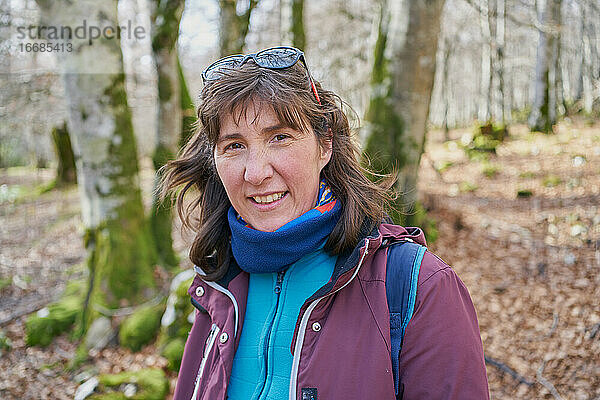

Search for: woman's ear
xmin=319 ymin=136 xmax=333 ymax=169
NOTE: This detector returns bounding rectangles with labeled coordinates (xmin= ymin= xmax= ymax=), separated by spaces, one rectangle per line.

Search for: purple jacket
xmin=174 ymin=224 xmax=489 ymax=400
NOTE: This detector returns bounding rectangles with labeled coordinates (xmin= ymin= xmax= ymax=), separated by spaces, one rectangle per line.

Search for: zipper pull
xmin=274 ymin=270 xmax=285 ymax=294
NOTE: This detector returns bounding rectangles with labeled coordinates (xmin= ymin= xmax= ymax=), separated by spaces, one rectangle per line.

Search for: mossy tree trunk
xmin=529 ymin=0 xmax=561 ymax=133
xmin=363 ymin=0 xmax=445 ymax=223
xmin=36 ymin=0 xmax=158 ymax=331
xmin=149 ymin=0 xmax=186 ymax=268
xmin=50 ymin=121 xmax=77 ymax=186
xmin=179 ymin=57 xmax=196 ymax=147
xmin=498 ymin=0 xmax=507 ymax=125
xmin=219 ymin=0 xmax=260 ymax=56
xmin=291 ymin=0 xmax=305 ymax=50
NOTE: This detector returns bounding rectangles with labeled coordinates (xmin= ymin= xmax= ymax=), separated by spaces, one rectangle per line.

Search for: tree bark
xmin=291 ymin=0 xmax=306 ymax=50
xmin=219 ymin=0 xmax=259 ymax=56
xmin=364 ymin=0 xmax=445 ymax=220
xmin=498 ymin=0 xmax=507 ymax=124
xmin=179 ymin=57 xmax=196 ymax=147
xmin=36 ymin=0 xmax=158 ymax=327
xmin=150 ymin=0 xmax=185 ymax=268
xmin=50 ymin=121 xmax=77 ymax=186
xmin=478 ymin=0 xmax=492 ymax=122
xmin=529 ymin=0 xmax=561 ymax=133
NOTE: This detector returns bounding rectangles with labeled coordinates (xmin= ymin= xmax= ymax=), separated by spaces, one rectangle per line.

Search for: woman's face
xmin=214 ymin=102 xmax=332 ymax=232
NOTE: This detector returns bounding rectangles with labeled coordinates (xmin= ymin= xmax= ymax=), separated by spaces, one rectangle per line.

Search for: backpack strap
xmin=385 ymin=239 xmax=426 ymax=397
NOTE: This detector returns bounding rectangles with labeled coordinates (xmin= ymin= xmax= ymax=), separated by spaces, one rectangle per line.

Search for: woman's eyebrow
xmin=216 ymin=133 xmax=243 ymax=144
xmin=261 ymin=124 xmax=287 ymax=134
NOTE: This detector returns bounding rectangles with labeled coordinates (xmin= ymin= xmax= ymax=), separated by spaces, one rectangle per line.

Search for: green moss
xmin=119 ymin=304 xmax=164 ymax=352
xmin=291 ymin=0 xmax=306 ymax=50
xmin=159 ymin=278 xmax=194 ymax=348
xmin=542 ymin=174 xmax=562 ymax=187
xmin=482 ymin=163 xmax=499 ymax=178
xmin=51 ymin=122 xmax=77 ymax=186
xmin=0 ymin=276 xmax=11 ymax=290
xmin=0 ymin=330 xmax=12 ymax=354
xmin=178 ymin=58 xmax=196 ymax=147
xmin=150 ymin=144 xmax=178 ymax=268
xmin=90 ymin=368 xmax=169 ymax=400
xmin=172 ymin=279 xmax=194 ymax=336
xmin=162 ymin=338 xmax=185 ymax=371
xmin=465 ymin=135 xmax=500 ymax=156
xmin=529 ymin=67 xmax=555 ymax=134
xmin=66 ymin=343 xmax=89 ymax=371
xmin=157 ymin=71 xmax=173 ymax=102
xmin=434 ymin=160 xmax=454 ymax=173
xmin=363 ymin=7 xmax=407 ymax=178
xmin=476 ymin=122 xmax=507 ymax=142
xmin=519 ymin=171 xmax=537 ymax=179
xmin=459 ymin=181 xmax=478 ymax=193
xmin=151 ymin=1 xmax=182 ymax=52
xmin=80 ymin=74 xmax=159 ymax=324
xmin=517 ymin=189 xmax=533 ymax=198
xmin=158 ymin=276 xmax=193 ymax=370
xmin=90 ymin=393 xmax=126 ymax=400
xmin=25 ymin=289 xmax=83 ymax=347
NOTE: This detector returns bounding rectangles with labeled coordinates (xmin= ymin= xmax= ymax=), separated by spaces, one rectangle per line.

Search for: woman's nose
xmin=243 ymin=149 xmax=274 ymax=186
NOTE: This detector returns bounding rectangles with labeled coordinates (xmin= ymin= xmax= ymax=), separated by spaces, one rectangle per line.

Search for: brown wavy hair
xmin=157 ymin=61 xmax=395 ymax=281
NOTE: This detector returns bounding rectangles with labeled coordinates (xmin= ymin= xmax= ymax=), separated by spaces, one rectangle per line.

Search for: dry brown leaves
xmin=1 ymin=120 xmax=598 ymax=399
xmin=422 ymin=119 xmax=600 ymax=399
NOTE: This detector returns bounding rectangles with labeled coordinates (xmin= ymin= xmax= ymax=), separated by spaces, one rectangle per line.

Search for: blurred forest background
xmin=0 ymin=0 xmax=599 ymax=399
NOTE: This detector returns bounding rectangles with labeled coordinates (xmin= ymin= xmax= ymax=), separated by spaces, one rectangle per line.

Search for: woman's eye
xmin=273 ymin=134 xmax=289 ymax=142
xmin=225 ymin=142 xmax=243 ymax=151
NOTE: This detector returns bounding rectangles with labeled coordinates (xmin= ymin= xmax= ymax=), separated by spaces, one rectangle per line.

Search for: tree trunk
xmin=36 ymin=0 xmax=158 ymax=328
xmin=291 ymin=0 xmax=306 ymax=50
xmin=150 ymin=0 xmax=185 ymax=268
xmin=478 ymin=0 xmax=492 ymax=122
xmin=573 ymin=2 xmax=585 ymax=104
xmin=487 ymin=0 xmax=497 ymax=122
xmin=498 ymin=0 xmax=507 ymax=124
xmin=50 ymin=121 xmax=77 ymax=186
xmin=179 ymin=58 xmax=196 ymax=147
xmin=581 ymin=2 xmax=594 ymax=114
xmin=364 ymin=0 xmax=445 ymax=220
xmin=529 ymin=0 xmax=561 ymax=133
xmin=441 ymin=38 xmax=451 ymax=141
xmin=553 ymin=0 xmax=566 ymax=116
xmin=219 ymin=0 xmax=259 ymax=56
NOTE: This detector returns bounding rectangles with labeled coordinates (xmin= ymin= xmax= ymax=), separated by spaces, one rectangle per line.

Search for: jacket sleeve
xmin=398 ymin=251 xmax=489 ymax=400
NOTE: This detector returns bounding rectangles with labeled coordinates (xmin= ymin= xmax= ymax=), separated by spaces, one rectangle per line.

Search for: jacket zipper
xmin=256 ymin=270 xmax=286 ymax=399
xmin=193 ymin=266 xmax=241 ymax=337
xmin=190 ymin=323 xmax=220 ymax=400
xmin=288 ymin=240 xmax=371 ymax=400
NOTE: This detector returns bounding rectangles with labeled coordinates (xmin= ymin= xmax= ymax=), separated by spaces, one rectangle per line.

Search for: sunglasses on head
xmin=201 ymin=46 xmax=322 ymax=105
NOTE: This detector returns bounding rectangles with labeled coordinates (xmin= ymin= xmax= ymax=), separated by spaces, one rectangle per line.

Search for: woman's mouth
xmin=251 ymin=191 xmax=287 ymax=204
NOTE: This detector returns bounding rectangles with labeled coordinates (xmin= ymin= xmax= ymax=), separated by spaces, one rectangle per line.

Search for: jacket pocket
xmin=190 ymin=323 xmax=220 ymax=400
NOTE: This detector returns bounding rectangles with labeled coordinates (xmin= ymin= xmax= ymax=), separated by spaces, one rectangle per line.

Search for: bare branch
xmin=484 ymin=355 xmax=535 ymax=386
xmin=536 ymin=362 xmax=564 ymax=400
xmin=461 ymin=0 xmax=551 ymax=33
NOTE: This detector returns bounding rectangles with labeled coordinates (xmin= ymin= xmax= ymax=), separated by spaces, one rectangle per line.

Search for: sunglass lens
xmin=255 ymin=48 xmax=299 ymax=68
xmin=203 ymin=56 xmax=244 ymax=80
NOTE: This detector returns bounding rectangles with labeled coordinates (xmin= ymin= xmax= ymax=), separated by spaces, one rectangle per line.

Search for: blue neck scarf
xmin=227 ymin=180 xmax=342 ymax=273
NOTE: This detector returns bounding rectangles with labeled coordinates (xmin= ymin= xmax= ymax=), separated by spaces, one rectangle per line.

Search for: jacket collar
xmin=194 ymin=221 xmax=426 ymax=300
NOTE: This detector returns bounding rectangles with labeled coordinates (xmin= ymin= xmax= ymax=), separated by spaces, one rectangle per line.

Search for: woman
xmin=159 ymin=47 xmax=489 ymax=400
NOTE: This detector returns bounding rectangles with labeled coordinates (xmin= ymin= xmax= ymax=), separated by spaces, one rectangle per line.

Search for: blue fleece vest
xmin=227 ymin=246 xmax=337 ymax=400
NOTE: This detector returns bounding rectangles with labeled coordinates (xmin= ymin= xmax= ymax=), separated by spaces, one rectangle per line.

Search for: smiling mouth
xmin=251 ymin=191 xmax=287 ymax=204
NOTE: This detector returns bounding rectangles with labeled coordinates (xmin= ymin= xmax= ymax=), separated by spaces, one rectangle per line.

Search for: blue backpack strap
xmin=385 ymin=240 xmax=426 ymax=397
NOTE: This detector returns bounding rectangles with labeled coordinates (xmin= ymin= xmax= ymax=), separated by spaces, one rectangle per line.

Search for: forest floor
xmin=0 ymin=119 xmax=598 ymax=399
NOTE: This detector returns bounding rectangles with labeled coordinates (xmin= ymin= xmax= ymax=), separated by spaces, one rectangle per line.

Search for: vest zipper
xmin=190 ymin=323 xmax=220 ymax=400
xmin=288 ymin=241 xmax=372 ymax=400
xmin=256 ymin=270 xmax=286 ymax=399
